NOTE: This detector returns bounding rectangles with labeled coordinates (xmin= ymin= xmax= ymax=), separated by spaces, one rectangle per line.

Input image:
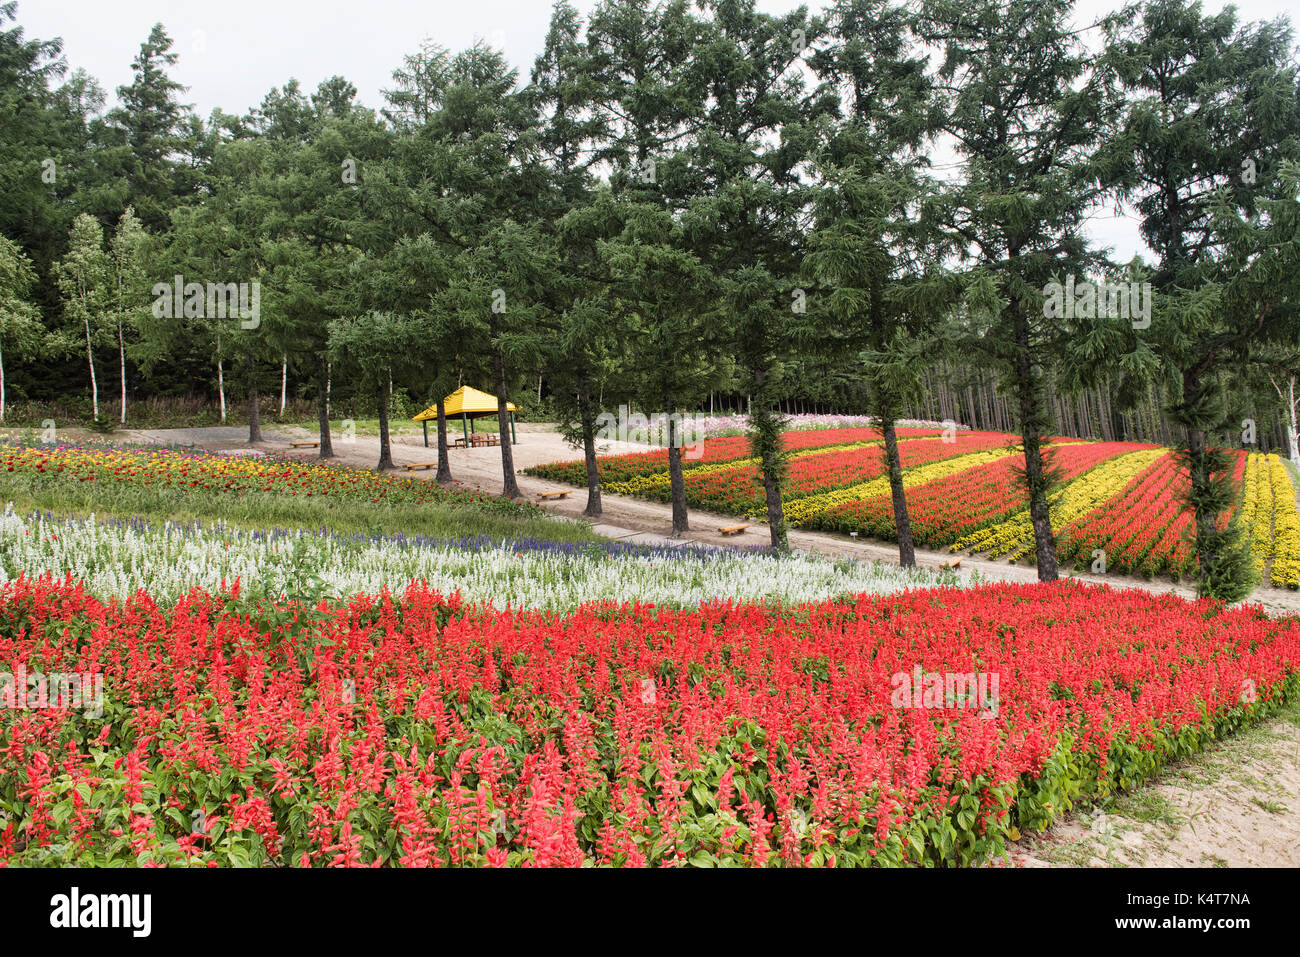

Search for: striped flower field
xmin=530 ymin=431 xmax=1300 ymax=588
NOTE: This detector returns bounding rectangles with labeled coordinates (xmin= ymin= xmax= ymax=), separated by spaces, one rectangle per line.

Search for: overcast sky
xmin=14 ymin=0 xmax=1298 ymax=262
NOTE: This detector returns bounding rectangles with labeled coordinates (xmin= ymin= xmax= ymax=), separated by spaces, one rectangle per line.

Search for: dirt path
xmin=1006 ymin=700 xmax=1300 ymax=868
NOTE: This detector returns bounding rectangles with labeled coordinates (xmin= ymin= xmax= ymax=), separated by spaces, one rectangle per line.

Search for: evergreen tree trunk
xmin=1 ymin=339 xmax=6 ymax=422
xmin=1185 ymin=421 xmax=1215 ymax=591
xmin=667 ymin=443 xmax=690 ymax=535
xmin=490 ymin=329 xmax=521 ymax=499
xmin=435 ymin=397 xmax=453 ymax=484
xmin=749 ymin=372 xmax=788 ymax=553
xmin=578 ymin=380 xmax=602 ymax=517
xmin=247 ymin=358 xmax=262 ymax=445
xmin=376 ymin=382 xmax=394 ymax=471
xmin=1177 ymin=368 xmax=1253 ymax=600
xmin=880 ymin=403 xmax=915 ymax=568
xmin=316 ymin=356 xmax=334 ymax=459
xmin=665 ymin=390 xmax=689 ymax=535
xmin=1012 ymin=294 xmax=1058 ymax=581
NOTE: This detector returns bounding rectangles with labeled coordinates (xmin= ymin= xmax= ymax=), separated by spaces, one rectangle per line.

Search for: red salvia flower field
xmin=2 ymin=576 xmax=1295 ymax=867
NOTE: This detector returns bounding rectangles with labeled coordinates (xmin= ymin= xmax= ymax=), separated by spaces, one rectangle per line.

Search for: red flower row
xmin=1 ymin=575 xmax=1294 ymax=867
xmin=803 ymin=441 xmax=1159 ymax=544
xmin=526 ymin=428 xmax=945 ymax=485
xmin=673 ymin=432 xmax=1021 ymax=514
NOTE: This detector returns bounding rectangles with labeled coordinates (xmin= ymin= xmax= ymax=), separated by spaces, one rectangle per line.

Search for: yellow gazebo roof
xmin=413 ymin=385 xmax=517 ymax=422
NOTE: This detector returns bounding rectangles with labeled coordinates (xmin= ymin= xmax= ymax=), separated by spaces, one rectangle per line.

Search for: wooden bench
xmin=537 ymin=490 xmax=571 ymax=501
xmin=405 ymin=462 xmax=440 ymax=472
xmin=719 ymin=524 xmax=750 ymax=537
xmin=939 ymin=558 xmax=964 ymax=570
xmin=290 ymin=441 xmax=319 ymax=449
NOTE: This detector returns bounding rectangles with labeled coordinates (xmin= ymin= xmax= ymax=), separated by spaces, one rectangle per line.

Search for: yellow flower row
xmin=1238 ymin=453 xmax=1273 ymax=577
xmin=951 ymin=448 xmax=1167 ymax=560
xmin=783 ymin=447 xmax=1021 ymax=526
xmin=1266 ymin=456 xmax=1300 ymax=589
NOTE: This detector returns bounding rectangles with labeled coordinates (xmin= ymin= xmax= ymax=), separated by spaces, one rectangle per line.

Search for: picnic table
xmin=442 ymin=435 xmax=499 ymax=449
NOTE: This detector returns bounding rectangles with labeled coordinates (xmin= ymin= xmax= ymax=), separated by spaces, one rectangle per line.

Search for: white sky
xmin=16 ymin=0 xmax=1298 ymax=262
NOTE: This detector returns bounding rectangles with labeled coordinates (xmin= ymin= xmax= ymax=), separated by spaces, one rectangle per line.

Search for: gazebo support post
xmin=510 ymin=411 xmax=517 ymax=445
xmin=422 ymin=419 xmax=429 ymax=448
xmin=462 ymin=413 xmax=469 ymax=445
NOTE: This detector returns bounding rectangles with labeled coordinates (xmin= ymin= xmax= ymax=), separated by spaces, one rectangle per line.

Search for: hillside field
xmin=528 ymin=429 xmax=1300 ymax=589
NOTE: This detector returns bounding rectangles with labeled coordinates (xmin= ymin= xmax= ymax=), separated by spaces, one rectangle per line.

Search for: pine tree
xmin=106 ymin=23 xmax=193 ymax=231
xmin=1103 ymin=0 xmax=1300 ymax=599
xmin=805 ymin=0 xmax=952 ymax=567
xmin=918 ymin=0 xmax=1112 ymax=581
xmin=680 ymin=0 xmax=828 ymax=551
xmin=530 ymin=1 xmax=618 ymax=518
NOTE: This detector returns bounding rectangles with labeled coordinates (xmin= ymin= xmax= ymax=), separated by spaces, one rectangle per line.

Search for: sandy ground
xmin=1006 ymin=702 xmax=1300 ymax=868
xmin=47 ymin=421 xmax=1300 ymax=867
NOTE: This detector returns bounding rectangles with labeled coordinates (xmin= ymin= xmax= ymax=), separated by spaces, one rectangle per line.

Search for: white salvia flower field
xmin=0 ymin=505 xmax=966 ymax=609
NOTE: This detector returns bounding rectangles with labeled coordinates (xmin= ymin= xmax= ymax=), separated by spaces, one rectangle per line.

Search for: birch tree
xmin=55 ymin=213 xmax=110 ymax=422
xmin=109 ymin=206 xmax=148 ymax=424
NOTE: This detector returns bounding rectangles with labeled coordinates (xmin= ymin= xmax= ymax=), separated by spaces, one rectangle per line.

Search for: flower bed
xmin=1054 ymin=451 xmax=1249 ymax=581
xmin=0 ymin=507 xmax=960 ymax=608
xmin=525 ymin=428 xmax=945 ymax=486
xmin=1 ymin=578 xmax=1294 ymax=867
xmin=0 ymin=442 xmax=528 ymax=513
xmin=1265 ymin=455 xmax=1300 ymax=589
xmin=607 ymin=432 xmax=1020 ymax=514
xmin=950 ymin=447 xmax=1167 ymax=561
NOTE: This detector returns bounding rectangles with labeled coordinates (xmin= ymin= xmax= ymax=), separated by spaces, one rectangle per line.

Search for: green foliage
xmin=0 ymin=235 xmax=46 ymax=418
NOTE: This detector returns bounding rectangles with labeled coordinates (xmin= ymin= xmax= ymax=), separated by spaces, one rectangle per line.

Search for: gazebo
xmin=413 ymin=385 xmax=518 ymax=447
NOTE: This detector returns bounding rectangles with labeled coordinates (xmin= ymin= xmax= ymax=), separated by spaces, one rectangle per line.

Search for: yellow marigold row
xmin=1266 ymin=456 xmax=1300 ymax=589
xmin=1239 ymin=453 xmax=1273 ymax=577
xmin=602 ymin=439 xmax=885 ymax=497
xmin=951 ymin=448 xmax=1167 ymax=560
xmin=783 ymin=447 xmax=1021 ymax=526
